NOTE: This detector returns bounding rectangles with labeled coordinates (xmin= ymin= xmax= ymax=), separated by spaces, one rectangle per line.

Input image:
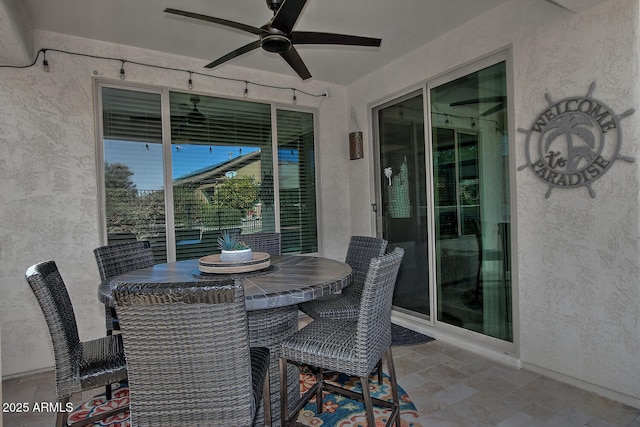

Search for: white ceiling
xmin=6 ymin=0 xmax=586 ymax=85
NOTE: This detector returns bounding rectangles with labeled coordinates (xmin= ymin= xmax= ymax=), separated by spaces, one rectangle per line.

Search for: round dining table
xmin=98 ymin=254 xmax=352 ymax=426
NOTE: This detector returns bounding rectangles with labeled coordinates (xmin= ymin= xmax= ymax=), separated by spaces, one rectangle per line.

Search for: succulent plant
xmin=217 ymin=230 xmax=250 ymax=251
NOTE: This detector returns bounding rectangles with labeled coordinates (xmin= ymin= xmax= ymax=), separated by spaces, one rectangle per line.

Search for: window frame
xmin=94 ymin=79 xmax=320 ymax=259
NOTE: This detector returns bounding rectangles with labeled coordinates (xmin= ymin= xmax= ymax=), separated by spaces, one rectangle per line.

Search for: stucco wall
xmin=347 ymin=0 xmax=640 ymax=405
xmin=0 ymin=30 xmax=351 ymax=376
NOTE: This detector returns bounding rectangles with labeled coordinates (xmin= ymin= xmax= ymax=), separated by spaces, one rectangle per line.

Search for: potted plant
xmin=218 ymin=230 xmax=253 ymax=262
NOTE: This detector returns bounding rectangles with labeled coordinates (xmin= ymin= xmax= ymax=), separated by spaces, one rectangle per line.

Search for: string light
xmin=188 ymin=72 xmax=193 ymax=90
xmin=2 ymin=48 xmax=329 ymax=101
xmin=292 ymin=89 xmax=297 ymax=105
xmin=431 ymin=112 xmax=505 ymax=135
xmin=244 ymin=81 xmax=249 ymax=98
xmin=42 ymin=51 xmax=49 ymax=72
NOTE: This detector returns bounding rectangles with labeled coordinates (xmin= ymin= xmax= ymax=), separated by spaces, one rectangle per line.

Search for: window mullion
xmin=271 ymin=104 xmax=281 ymax=232
xmin=162 ymin=89 xmax=176 ymax=262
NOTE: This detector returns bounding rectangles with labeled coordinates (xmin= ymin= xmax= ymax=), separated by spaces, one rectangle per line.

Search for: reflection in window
xmin=431 ymin=60 xmax=512 ymax=341
xmin=100 ymin=86 xmax=317 ymax=261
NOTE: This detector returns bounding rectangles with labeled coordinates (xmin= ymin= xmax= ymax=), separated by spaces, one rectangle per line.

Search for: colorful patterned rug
xmin=68 ymin=373 xmax=422 ymax=427
xmin=297 ymin=370 xmax=422 ymax=427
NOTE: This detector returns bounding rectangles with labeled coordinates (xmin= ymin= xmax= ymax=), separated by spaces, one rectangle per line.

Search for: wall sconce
xmin=349 ymin=108 xmax=364 ymax=160
xmin=349 ymin=131 xmax=364 ymax=160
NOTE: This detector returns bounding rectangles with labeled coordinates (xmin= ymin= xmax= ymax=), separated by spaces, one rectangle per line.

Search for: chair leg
xmin=386 ymin=347 xmax=401 ymax=427
xmin=263 ymin=369 xmax=272 ymax=427
xmin=105 ymin=383 xmax=112 ymax=400
xmin=55 ymin=398 xmax=69 ymax=427
xmin=360 ymin=375 xmax=376 ymax=426
xmin=316 ymin=368 xmax=324 ymax=414
xmin=279 ymin=357 xmax=288 ymax=427
xmin=376 ymin=359 xmax=383 ymax=384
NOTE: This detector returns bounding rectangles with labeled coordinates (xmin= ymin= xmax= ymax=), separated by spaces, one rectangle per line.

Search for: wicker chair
xmin=279 ymin=247 xmax=404 ymax=427
xmin=93 ymin=241 xmax=154 ymax=335
xmin=299 ymin=236 xmax=387 ymax=321
xmin=241 ymin=232 xmax=282 ymax=255
xmin=112 ymin=279 xmax=271 ymax=427
xmin=25 ymin=261 xmax=128 ymax=427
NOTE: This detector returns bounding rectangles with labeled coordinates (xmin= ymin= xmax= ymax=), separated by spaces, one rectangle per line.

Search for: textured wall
xmin=348 ymin=0 xmax=640 ymax=405
xmin=0 ymin=30 xmax=350 ymax=376
xmin=0 ymin=0 xmax=32 ymax=64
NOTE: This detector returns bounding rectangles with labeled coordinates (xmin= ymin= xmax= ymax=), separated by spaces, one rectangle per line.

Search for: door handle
xmin=371 ymin=203 xmax=378 ymax=213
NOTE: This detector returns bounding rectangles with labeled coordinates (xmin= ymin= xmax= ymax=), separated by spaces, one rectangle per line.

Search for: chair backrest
xmin=355 ymin=247 xmax=404 ymax=371
xmin=343 ymin=236 xmax=388 ymax=298
xmin=25 ymin=261 xmax=82 ymax=399
xmin=93 ymin=241 xmax=155 ymax=281
xmin=112 ymin=279 xmax=258 ymax=426
xmin=240 ymin=232 xmax=282 ymax=256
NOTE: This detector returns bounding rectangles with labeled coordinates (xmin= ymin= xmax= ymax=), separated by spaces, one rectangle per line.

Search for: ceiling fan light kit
xmin=164 ymin=0 xmax=381 ymax=80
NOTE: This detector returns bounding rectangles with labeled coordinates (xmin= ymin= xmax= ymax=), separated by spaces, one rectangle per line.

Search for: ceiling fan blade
xmin=480 ymin=103 xmax=506 ymax=117
xmin=164 ymin=8 xmax=265 ymax=36
xmin=204 ymin=40 xmax=262 ymax=69
xmin=543 ymin=0 xmax=573 ymax=11
xmin=449 ymin=96 xmax=506 ymax=107
xmin=271 ymin=0 xmax=308 ymax=34
xmin=291 ymin=31 xmax=381 ymax=47
xmin=279 ymin=47 xmax=311 ymax=80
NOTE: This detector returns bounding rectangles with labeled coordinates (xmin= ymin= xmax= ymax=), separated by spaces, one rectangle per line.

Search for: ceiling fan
xmin=176 ymin=95 xmax=207 ymax=127
xmin=127 ymin=95 xmax=205 ymax=127
xmin=164 ymin=0 xmax=382 ymax=80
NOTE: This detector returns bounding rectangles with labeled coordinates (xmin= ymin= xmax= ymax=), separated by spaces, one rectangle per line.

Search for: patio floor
xmin=4 ymin=325 xmax=640 ymax=426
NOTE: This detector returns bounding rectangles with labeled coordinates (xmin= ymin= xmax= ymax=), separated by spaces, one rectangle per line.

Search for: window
xmin=277 ymin=109 xmax=317 ymax=253
xmin=101 ymin=87 xmax=166 ymax=257
xmin=98 ymin=83 xmax=317 ymax=261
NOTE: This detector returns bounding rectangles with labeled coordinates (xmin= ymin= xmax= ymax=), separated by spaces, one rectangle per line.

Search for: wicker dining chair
xmin=25 ymin=260 xmax=129 ymax=427
xmin=299 ymin=235 xmax=387 ymax=321
xmin=112 ymin=279 xmax=271 ymax=427
xmin=241 ymin=232 xmax=282 ymax=255
xmin=93 ymin=241 xmax=155 ymax=335
xmin=279 ymin=247 xmax=404 ymax=427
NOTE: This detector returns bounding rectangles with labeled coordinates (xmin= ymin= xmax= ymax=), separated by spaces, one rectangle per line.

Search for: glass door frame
xmin=372 ymin=50 xmax=518 ymax=356
xmin=372 ymin=87 xmax=431 ymax=321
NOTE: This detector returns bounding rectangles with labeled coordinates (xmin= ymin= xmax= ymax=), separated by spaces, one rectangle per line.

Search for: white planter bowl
xmin=220 ymin=248 xmax=253 ymax=262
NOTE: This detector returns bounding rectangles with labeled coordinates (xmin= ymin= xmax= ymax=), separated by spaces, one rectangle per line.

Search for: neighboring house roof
xmin=174 ymin=150 xmax=262 ymax=189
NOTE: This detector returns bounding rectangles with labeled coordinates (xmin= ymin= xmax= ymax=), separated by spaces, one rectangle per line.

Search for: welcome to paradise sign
xmin=518 ymin=82 xmax=634 ymax=198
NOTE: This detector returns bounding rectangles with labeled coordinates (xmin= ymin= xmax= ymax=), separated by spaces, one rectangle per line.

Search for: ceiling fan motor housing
xmin=261 ymin=33 xmax=292 ymax=53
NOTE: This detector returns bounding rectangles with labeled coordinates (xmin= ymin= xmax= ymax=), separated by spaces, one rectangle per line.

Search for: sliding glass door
xmin=375 ymin=56 xmax=513 ymax=344
xmin=375 ymin=92 xmax=430 ymax=318
xmin=431 ymin=61 xmax=512 ymax=341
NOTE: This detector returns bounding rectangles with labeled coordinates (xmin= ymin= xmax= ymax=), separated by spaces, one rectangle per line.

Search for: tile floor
xmin=4 ymin=336 xmax=640 ymax=426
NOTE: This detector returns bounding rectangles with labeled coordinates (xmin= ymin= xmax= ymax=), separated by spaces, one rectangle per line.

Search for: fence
xmin=106 ymin=188 xmax=263 ymax=261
